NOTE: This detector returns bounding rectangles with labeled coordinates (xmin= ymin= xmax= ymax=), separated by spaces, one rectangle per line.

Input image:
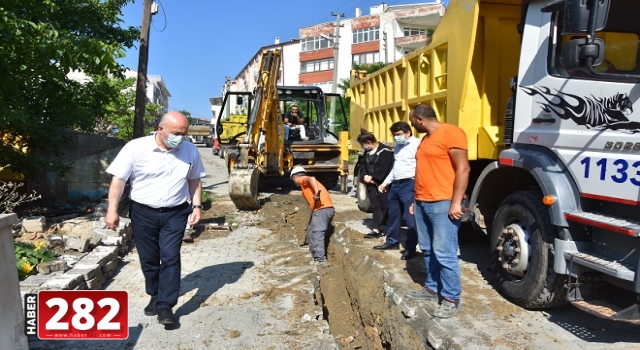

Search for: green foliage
xmin=352 ymin=62 xmax=388 ymax=74
xmin=92 ymin=76 xmax=160 ymax=141
xmin=348 ymin=151 xmax=359 ymax=164
xmin=0 ymin=0 xmax=139 ymax=178
xmin=201 ymin=191 xmax=214 ymax=203
xmin=14 ymin=241 xmax=55 ymax=280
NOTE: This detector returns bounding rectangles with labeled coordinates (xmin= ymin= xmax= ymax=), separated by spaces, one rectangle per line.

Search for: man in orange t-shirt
xmin=290 ymin=166 xmax=335 ymax=266
xmin=404 ymin=104 xmax=470 ymax=319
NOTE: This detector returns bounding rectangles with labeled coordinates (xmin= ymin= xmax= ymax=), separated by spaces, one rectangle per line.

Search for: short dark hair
xmin=390 ymin=121 xmax=412 ymax=135
xmin=356 ymin=128 xmax=377 ymax=143
xmin=412 ymin=104 xmax=436 ymax=119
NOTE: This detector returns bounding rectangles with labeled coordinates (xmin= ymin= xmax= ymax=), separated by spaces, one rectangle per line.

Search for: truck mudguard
xmin=471 ymin=145 xmax=581 ymax=229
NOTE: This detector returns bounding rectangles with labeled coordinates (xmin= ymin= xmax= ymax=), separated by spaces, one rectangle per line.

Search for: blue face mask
xmin=394 ymin=135 xmax=407 ymax=145
xmin=163 ymin=129 xmax=185 ymax=149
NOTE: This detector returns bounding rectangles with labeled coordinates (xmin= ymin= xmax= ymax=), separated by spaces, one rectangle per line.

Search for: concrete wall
xmin=30 ymin=132 xmax=126 ymax=204
xmin=0 ymin=213 xmax=29 ymax=350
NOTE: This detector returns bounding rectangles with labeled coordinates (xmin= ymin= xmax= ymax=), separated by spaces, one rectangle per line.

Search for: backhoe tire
xmin=226 ymin=150 xmax=239 ymax=175
xmin=491 ymin=191 xmax=567 ymax=309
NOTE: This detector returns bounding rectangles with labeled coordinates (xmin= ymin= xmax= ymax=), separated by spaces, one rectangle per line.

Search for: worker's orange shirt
xmin=415 ymin=124 xmax=467 ymax=202
xmin=301 ymin=179 xmax=333 ymax=211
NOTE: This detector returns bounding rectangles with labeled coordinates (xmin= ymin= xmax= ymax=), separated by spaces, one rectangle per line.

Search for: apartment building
xmin=220 ymin=1 xmax=445 ymax=98
xmin=299 ymin=1 xmax=445 ymax=93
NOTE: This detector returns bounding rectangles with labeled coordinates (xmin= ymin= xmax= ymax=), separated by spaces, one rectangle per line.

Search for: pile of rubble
xmin=16 ymin=203 xmax=134 ymax=297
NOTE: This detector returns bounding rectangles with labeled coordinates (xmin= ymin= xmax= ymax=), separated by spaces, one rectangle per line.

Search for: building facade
xmin=213 ymin=1 xmax=445 ymax=107
xmin=299 ymin=1 xmax=445 ymax=93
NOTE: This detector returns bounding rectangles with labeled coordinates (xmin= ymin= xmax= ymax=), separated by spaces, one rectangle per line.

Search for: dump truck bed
xmin=349 ymin=0 xmax=522 ymax=160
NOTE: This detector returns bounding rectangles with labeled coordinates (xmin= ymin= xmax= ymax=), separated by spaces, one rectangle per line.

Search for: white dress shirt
xmin=106 ymin=135 xmax=206 ymax=208
xmin=382 ymin=136 xmax=420 ymax=185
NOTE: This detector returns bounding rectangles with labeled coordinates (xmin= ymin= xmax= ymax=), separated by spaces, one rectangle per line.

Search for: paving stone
xmin=39 ymin=273 xmax=85 ymax=290
xmin=65 ymin=235 xmax=90 ymax=252
xmin=102 ymin=236 xmax=122 ymax=246
xmin=67 ymin=266 xmax=100 ymax=281
xmin=36 ymin=260 xmax=68 ymax=275
xmin=21 ymin=216 xmax=46 ymax=233
xmin=87 ymin=233 xmax=103 ymax=249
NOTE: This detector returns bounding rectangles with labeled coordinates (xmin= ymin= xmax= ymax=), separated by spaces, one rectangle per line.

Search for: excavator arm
xmin=229 ymin=49 xmax=285 ymax=209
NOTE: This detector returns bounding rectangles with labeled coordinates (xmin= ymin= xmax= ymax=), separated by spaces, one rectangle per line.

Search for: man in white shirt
xmin=376 ymin=121 xmax=420 ymax=260
xmin=105 ymin=111 xmax=206 ymax=326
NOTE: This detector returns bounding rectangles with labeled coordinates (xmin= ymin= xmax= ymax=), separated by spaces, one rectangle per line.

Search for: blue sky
xmin=118 ymin=0 xmax=449 ymax=119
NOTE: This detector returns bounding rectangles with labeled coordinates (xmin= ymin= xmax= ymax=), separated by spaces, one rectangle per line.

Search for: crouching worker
xmin=290 ymin=166 xmax=334 ymax=266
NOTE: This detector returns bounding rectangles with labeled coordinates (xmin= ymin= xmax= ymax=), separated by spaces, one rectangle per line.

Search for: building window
xmin=352 ymin=51 xmax=380 ymax=65
xmin=301 ymin=36 xmax=334 ymax=52
xmin=305 ymin=81 xmax=334 ymax=93
xmin=353 ymin=26 xmax=380 ymax=44
xmin=300 ymin=58 xmax=334 ymax=73
xmin=403 ymin=28 xmax=426 ymax=36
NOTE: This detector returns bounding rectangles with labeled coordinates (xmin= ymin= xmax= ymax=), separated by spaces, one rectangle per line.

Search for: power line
xmin=151 ymin=0 xmax=167 ymax=32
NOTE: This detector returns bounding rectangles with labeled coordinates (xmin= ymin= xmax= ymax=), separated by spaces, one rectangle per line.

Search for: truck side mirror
xmin=562 ymin=0 xmax=610 ymax=34
xmin=562 ymin=37 xmax=605 ymax=69
xmin=216 ymin=123 xmax=223 ymax=137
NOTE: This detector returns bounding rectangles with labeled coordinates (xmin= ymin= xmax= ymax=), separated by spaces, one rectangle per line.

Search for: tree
xmin=179 ymin=110 xmax=198 ymax=125
xmin=0 ymin=0 xmax=139 ymax=179
xmin=92 ymin=76 xmax=160 ymax=141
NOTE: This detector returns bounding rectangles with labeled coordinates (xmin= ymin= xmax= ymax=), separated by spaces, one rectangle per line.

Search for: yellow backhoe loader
xmin=216 ymin=49 xmax=349 ymax=210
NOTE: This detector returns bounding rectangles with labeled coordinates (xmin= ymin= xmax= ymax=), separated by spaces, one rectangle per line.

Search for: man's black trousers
xmin=130 ymin=201 xmax=192 ymax=309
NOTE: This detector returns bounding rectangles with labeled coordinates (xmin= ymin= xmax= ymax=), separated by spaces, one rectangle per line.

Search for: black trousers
xmin=366 ymin=184 xmax=389 ymax=232
xmin=130 ymin=201 xmax=192 ymax=309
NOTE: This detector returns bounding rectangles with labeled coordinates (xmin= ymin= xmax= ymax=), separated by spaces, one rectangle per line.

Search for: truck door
xmin=515 ymin=1 xmax=640 ymax=205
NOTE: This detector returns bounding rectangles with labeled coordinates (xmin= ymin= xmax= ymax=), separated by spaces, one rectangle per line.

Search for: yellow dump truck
xmin=350 ymin=0 xmax=640 ymax=322
xmin=186 ymin=124 xmax=212 ymax=147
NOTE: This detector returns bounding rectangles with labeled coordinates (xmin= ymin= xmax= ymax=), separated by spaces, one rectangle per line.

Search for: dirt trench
xmin=318 ymin=216 xmax=433 ymax=350
xmin=198 ymin=192 xmax=441 ymax=349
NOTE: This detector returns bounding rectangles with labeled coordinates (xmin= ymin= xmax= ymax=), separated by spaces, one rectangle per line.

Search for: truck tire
xmin=491 ymin=191 xmax=567 ymax=309
xmin=219 ymin=145 xmax=227 ymax=159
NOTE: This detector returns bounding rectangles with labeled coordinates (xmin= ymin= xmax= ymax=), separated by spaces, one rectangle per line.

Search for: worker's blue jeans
xmin=414 ymin=199 xmax=462 ymax=301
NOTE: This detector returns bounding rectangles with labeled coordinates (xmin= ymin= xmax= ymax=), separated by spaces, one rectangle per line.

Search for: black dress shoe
xmin=144 ymin=296 xmax=157 ymax=316
xmin=373 ymin=242 xmax=399 ymax=250
xmin=157 ymin=308 xmax=175 ymax=325
xmin=364 ymin=232 xmax=382 ymax=239
xmin=401 ymin=251 xmax=417 ymax=260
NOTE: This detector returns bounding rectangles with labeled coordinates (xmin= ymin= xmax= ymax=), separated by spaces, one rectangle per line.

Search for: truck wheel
xmin=491 ymin=191 xmax=567 ymax=309
xmin=219 ymin=145 xmax=227 ymax=159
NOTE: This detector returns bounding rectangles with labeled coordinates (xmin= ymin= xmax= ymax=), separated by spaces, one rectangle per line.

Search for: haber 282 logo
xmin=25 ymin=290 xmax=128 ymax=340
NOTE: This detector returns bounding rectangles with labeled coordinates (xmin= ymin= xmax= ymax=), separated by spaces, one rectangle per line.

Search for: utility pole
xmin=133 ymin=0 xmax=154 ymax=139
xmin=330 ymin=12 xmax=344 ymax=133
xmin=383 ymin=31 xmax=388 ymax=63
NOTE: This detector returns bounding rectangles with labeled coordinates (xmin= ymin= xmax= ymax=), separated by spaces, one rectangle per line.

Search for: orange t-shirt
xmin=301 ymin=179 xmax=334 ymax=211
xmin=415 ymin=124 xmax=467 ymax=202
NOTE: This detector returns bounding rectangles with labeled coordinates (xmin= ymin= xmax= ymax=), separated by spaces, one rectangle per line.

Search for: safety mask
xmin=362 ymin=145 xmax=373 ymax=152
xmin=394 ymin=135 xmax=407 ymax=145
xmin=162 ymin=129 xmax=184 ymax=149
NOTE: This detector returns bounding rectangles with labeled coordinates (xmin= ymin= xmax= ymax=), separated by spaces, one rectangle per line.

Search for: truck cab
xmin=473 ymin=0 xmax=640 ymax=321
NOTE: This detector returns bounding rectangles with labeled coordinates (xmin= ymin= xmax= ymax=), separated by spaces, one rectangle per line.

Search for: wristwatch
xmin=192 ymin=205 xmax=203 ymax=209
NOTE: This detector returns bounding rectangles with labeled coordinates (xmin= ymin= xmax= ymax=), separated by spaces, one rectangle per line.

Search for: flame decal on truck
xmin=521 ymin=86 xmax=640 ymax=133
